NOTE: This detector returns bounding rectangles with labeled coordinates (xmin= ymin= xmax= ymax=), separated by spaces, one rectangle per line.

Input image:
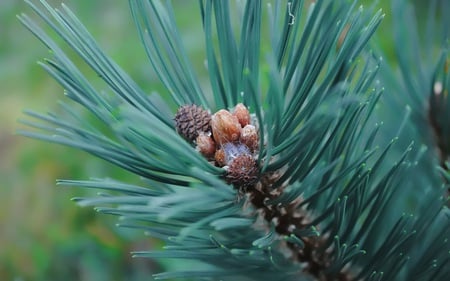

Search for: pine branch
xmin=374 ymin=0 xmax=450 ymax=278
xmin=376 ymin=0 xmax=449 ymax=204
xmin=19 ymin=0 xmax=449 ymax=280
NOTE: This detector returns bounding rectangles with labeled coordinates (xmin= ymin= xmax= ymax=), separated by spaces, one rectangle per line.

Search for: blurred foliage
xmin=0 ymin=0 xmax=432 ymax=280
xmin=0 ymin=1 xmax=170 ymax=280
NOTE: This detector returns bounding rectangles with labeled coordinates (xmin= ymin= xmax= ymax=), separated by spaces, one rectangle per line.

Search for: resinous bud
xmin=233 ymin=103 xmax=251 ymax=127
xmin=211 ymin=109 xmax=241 ymax=144
xmin=196 ymin=132 xmax=216 ymax=159
xmin=240 ymin=124 xmax=258 ymax=152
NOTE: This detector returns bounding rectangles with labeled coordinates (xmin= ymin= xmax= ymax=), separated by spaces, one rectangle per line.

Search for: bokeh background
xmin=1 ymin=1 xmax=206 ymax=280
xmin=0 ymin=0 xmax=429 ymax=280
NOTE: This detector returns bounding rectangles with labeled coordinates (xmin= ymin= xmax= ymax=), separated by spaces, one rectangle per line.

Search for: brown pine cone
xmin=174 ymin=104 xmax=211 ymax=142
xmin=225 ymin=154 xmax=258 ymax=188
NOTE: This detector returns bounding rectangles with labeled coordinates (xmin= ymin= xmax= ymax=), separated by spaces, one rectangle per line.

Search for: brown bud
xmin=211 ymin=109 xmax=241 ymax=144
xmin=196 ymin=133 xmax=216 ymax=159
xmin=174 ymin=104 xmax=211 ymax=142
xmin=214 ymin=148 xmax=227 ymax=167
xmin=240 ymin=125 xmax=258 ymax=152
xmin=225 ymin=154 xmax=258 ymax=188
xmin=233 ymin=103 xmax=251 ymax=127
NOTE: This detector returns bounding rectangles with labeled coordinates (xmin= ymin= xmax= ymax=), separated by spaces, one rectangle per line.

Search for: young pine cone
xmin=225 ymin=154 xmax=258 ymax=188
xmin=174 ymin=104 xmax=211 ymax=142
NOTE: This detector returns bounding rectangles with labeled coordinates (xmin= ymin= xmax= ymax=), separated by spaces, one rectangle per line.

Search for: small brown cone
xmin=174 ymin=104 xmax=211 ymax=142
xmin=225 ymin=154 xmax=258 ymax=188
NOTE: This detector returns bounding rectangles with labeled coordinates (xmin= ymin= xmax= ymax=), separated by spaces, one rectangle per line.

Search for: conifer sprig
xmin=378 ymin=0 xmax=449 ymax=199
xmin=19 ymin=0 xmax=449 ymax=280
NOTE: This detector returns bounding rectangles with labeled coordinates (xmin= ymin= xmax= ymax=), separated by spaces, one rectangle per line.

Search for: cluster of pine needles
xmin=18 ymin=0 xmax=448 ymax=280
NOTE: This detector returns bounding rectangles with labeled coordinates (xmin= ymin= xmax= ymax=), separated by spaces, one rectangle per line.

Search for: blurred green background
xmin=0 ymin=0 xmax=409 ymax=280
